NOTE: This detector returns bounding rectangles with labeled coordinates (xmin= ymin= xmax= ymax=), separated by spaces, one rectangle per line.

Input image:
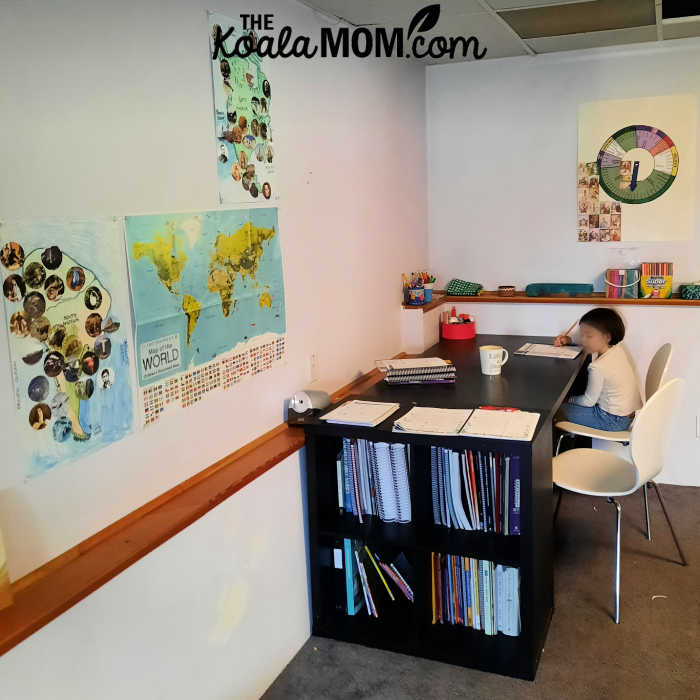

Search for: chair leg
xmin=650 ymin=481 xmax=687 ymax=566
xmin=643 ymin=483 xmax=651 ymax=541
xmin=553 ymin=486 xmax=563 ymax=523
xmin=607 ymin=497 xmax=622 ymax=624
xmin=555 ymin=433 xmax=565 ymax=456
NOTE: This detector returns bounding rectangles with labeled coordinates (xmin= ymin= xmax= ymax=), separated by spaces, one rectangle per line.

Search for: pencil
xmin=364 ymin=546 xmax=395 ymax=601
xmin=557 ymin=319 xmax=578 ymax=343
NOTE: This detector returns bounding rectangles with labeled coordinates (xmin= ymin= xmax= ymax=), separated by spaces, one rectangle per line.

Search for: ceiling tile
xmin=488 ymin=0 xmax=593 ymax=9
xmin=526 ymin=25 xmax=658 ymax=52
xmin=662 ymin=17 xmax=700 ymax=40
xmin=300 ymin=1 xmax=485 ymax=26
xmin=414 ymin=11 xmax=531 ymax=64
xmin=500 ymin=0 xmax=655 ymax=38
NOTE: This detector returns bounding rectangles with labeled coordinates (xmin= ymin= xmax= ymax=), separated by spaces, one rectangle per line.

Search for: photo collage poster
xmin=0 ymin=219 xmax=135 ymax=480
xmin=209 ymin=11 xmax=279 ymax=206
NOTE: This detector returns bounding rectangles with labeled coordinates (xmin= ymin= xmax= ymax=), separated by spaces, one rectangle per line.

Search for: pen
xmin=479 ymin=405 xmax=519 ymax=412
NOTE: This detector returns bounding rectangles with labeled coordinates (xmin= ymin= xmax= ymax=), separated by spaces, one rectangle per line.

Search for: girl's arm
xmin=568 ymin=365 xmax=603 ymax=407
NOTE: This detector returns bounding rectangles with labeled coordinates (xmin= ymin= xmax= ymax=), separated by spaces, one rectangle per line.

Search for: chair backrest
xmin=645 ymin=343 xmax=672 ymax=401
xmin=630 ymin=378 xmax=683 ymax=486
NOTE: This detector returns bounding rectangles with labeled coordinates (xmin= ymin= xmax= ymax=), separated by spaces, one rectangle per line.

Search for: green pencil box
xmin=525 ymin=283 xmax=593 ymax=297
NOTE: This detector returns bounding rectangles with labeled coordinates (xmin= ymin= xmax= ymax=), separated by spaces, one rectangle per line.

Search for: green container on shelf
xmin=680 ymin=284 xmax=700 ymax=300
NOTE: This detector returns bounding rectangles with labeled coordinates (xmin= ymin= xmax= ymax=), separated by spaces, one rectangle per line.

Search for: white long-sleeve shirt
xmin=569 ymin=342 xmax=642 ymax=416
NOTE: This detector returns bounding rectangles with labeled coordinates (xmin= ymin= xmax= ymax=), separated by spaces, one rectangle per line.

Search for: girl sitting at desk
xmin=554 ymin=308 xmax=641 ymax=432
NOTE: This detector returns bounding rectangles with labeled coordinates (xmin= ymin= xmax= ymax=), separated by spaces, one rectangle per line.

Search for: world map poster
xmin=0 ymin=218 xmax=134 ymax=480
xmin=124 ymin=208 xmax=286 ymax=426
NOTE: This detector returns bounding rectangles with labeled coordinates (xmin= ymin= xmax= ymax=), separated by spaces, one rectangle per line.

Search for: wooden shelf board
xmin=403 ymin=291 xmax=700 ymax=311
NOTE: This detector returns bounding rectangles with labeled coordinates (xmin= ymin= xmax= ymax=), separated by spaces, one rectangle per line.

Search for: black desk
xmin=363 ymin=334 xmax=585 ymax=419
xmin=301 ymin=335 xmax=585 ymax=680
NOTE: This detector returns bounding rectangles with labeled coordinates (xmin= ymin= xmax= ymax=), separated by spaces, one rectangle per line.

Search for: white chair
xmin=555 ymin=343 xmax=673 ymax=538
xmin=553 ymin=379 xmax=687 ymax=623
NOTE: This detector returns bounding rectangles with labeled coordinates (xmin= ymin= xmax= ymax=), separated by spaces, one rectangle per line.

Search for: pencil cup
xmin=407 ymin=287 xmax=425 ymax=305
xmin=424 ymin=283 xmax=434 ymax=302
xmin=479 ymin=345 xmax=509 ymax=376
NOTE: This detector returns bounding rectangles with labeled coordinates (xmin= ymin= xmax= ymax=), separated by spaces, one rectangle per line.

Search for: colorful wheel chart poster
xmin=577 ymin=95 xmax=696 ymax=243
xmin=208 ymin=12 xmax=279 ymax=206
xmin=0 ymin=218 xmax=135 ymax=481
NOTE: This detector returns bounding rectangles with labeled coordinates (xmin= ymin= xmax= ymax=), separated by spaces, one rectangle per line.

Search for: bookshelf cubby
xmin=303 ymin=409 xmax=554 ymax=681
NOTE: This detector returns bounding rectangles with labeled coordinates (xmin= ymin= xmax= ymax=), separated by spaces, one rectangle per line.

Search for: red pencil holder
xmin=441 ymin=321 xmax=475 ymax=340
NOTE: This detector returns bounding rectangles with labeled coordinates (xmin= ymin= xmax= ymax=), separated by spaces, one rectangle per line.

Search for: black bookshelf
xmin=302 ymin=335 xmax=585 ymax=681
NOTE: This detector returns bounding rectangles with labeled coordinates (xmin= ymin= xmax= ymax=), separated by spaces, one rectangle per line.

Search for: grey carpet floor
xmin=263 ymin=484 xmax=700 ymax=700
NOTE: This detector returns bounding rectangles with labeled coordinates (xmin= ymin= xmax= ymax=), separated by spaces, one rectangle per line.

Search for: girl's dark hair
xmin=579 ymin=307 xmax=625 ymax=345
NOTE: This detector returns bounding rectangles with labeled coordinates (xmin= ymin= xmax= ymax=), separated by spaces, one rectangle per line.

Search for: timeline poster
xmin=577 ymin=95 xmax=696 ymax=243
xmin=0 ymin=219 xmax=135 ymax=480
xmin=209 ymin=11 xmax=279 ymax=206
xmin=124 ymin=208 xmax=286 ymax=427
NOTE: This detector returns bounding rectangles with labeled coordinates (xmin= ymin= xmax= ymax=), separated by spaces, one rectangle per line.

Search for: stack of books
xmin=431 ymin=447 xmax=520 ymax=535
xmin=339 ymin=542 xmax=415 ymax=618
xmin=431 ymin=553 xmax=520 ymax=636
xmin=376 ymin=357 xmax=456 ymax=385
xmin=385 ymin=364 xmax=456 ymax=385
xmin=337 ymin=438 xmax=411 ymax=524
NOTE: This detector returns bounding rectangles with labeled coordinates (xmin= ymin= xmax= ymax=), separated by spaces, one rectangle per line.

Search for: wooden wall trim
xmin=0 ymin=357 xmax=401 ymax=657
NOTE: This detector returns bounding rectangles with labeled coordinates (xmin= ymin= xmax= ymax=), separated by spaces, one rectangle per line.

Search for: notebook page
xmin=393 ymin=407 xmax=473 ymax=435
xmin=321 ymin=400 xmax=400 ymax=426
xmin=460 ymin=409 xmax=540 ymax=442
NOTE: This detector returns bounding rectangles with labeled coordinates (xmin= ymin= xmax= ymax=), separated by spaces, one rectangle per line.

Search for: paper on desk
xmin=460 ymin=409 xmax=540 ymax=442
xmin=515 ymin=343 xmax=582 ymax=359
xmin=393 ymin=406 xmax=473 ymax=435
xmin=321 ymin=400 xmax=400 ymax=426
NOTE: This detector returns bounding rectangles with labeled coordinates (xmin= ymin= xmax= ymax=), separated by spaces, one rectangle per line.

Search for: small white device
xmin=287 ymin=390 xmax=331 ymax=423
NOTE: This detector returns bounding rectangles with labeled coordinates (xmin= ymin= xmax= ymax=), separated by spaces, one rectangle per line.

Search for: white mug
xmin=479 ymin=345 xmax=509 ymax=376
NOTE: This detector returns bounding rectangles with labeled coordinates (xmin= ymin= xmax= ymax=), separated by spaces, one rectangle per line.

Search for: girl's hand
xmin=554 ymin=335 xmax=572 ymax=346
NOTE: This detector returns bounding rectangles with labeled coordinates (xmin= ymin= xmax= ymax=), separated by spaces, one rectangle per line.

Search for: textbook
xmin=432 ymin=447 xmax=521 ymax=534
xmin=431 ymin=553 xmax=520 ymax=636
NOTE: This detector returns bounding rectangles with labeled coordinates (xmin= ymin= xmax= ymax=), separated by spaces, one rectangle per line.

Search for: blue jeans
xmin=558 ymin=402 xmax=632 ymax=432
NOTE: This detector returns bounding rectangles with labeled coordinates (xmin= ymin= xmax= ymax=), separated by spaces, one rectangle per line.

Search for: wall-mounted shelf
xmin=403 ymin=292 xmax=700 ymax=311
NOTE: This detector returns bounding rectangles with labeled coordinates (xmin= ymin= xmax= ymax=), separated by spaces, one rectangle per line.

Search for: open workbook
xmin=514 ymin=343 xmax=582 ymax=359
xmin=320 ymin=400 xmax=400 ymax=427
xmin=393 ymin=406 xmax=540 ymax=441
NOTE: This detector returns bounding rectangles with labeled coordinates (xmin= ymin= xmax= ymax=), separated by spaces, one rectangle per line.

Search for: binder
xmin=344 ymin=539 xmax=364 ymax=615
xmin=509 ymin=455 xmax=521 ymax=535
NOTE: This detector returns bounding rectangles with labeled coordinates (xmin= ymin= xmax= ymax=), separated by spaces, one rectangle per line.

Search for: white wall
xmin=0 ymin=0 xmax=427 ymax=579
xmin=0 ymin=0 xmax=426 ymax=696
xmin=426 ymin=39 xmax=700 ymax=486
xmin=0 ymin=453 xmax=310 ymax=700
